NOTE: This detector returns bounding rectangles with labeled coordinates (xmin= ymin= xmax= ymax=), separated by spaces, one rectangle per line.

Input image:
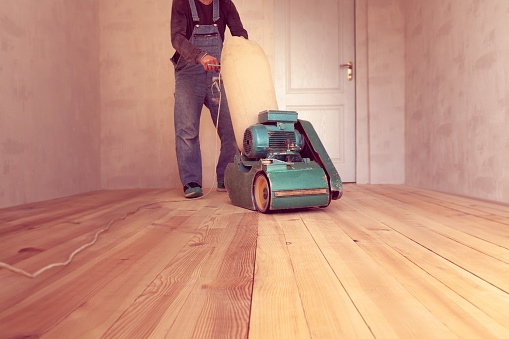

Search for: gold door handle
xmin=340 ymin=61 xmax=353 ymax=81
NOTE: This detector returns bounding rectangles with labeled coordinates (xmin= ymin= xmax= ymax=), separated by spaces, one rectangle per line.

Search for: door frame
xmin=273 ymin=0 xmax=360 ymax=182
xmin=354 ymin=0 xmax=370 ymax=184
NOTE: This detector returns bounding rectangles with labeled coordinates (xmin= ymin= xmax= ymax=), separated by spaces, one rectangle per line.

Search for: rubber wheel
xmin=253 ymin=173 xmax=271 ymax=213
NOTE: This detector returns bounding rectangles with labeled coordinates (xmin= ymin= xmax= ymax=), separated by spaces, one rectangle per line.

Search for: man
xmin=171 ymin=0 xmax=248 ymax=198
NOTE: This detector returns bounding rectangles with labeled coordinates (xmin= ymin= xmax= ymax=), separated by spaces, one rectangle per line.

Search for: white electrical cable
xmin=0 ymin=69 xmax=224 ymax=279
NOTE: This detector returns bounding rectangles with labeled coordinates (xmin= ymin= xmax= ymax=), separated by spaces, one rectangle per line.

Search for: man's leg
xmin=174 ymin=67 xmax=206 ymax=188
xmin=205 ymin=80 xmax=239 ymax=184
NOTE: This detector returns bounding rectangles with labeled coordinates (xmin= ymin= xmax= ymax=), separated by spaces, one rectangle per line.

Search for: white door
xmin=274 ymin=0 xmax=356 ymax=182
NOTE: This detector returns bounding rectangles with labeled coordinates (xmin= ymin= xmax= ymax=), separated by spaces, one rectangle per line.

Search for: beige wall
xmin=367 ymin=0 xmax=406 ymax=184
xmin=355 ymin=0 xmax=370 ymax=184
xmin=99 ymin=0 xmax=174 ymax=189
xmin=5 ymin=0 xmax=506 ymax=207
xmin=0 ymin=1 xmax=101 ymax=208
xmin=405 ymin=0 xmax=509 ymax=203
xmin=356 ymin=0 xmax=406 ymax=184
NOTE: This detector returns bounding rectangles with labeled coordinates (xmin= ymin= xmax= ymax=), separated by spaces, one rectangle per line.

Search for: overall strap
xmin=188 ymin=0 xmax=200 ymax=23
xmin=213 ymin=0 xmax=220 ymax=23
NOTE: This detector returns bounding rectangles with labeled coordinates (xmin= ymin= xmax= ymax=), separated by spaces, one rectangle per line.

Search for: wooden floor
xmin=1 ymin=184 xmax=509 ymax=338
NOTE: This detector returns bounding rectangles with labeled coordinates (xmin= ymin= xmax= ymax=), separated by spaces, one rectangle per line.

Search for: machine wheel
xmin=253 ymin=173 xmax=271 ymax=213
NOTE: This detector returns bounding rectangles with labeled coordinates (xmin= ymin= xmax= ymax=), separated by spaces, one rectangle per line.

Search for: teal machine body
xmin=224 ymin=110 xmax=342 ymax=213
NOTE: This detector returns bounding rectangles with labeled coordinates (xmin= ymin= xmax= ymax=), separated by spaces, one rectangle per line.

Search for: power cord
xmin=0 ymin=69 xmax=224 ymax=278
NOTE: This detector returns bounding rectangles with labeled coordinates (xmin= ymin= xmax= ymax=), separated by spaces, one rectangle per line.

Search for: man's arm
xmin=225 ymin=0 xmax=248 ymax=39
xmin=171 ymin=0 xmax=207 ymax=64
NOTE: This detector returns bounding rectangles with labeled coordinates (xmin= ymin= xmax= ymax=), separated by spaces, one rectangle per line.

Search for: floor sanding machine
xmin=220 ymin=37 xmax=343 ymax=212
xmin=224 ymin=110 xmax=342 ymax=213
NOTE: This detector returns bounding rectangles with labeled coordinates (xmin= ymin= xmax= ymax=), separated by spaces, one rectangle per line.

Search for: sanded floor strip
xmin=0 ymin=185 xmax=508 ymax=338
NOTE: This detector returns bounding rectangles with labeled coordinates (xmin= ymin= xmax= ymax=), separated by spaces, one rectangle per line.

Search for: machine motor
xmin=243 ymin=123 xmax=303 ymax=160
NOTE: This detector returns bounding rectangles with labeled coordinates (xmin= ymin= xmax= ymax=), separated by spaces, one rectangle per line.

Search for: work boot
xmin=184 ymin=182 xmax=203 ymax=198
xmin=217 ymin=181 xmax=227 ymax=192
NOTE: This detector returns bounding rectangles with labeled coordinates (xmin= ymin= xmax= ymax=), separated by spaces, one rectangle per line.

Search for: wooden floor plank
xmin=0 ymin=189 xmax=160 ymax=234
xmin=249 ymin=213 xmax=310 ymax=339
xmin=278 ymin=212 xmax=374 ymax=339
xmin=0 ymin=206 xmax=172 ymax=338
xmin=41 ymin=204 xmax=208 ymax=338
xmin=0 ymin=189 xmax=182 ymax=269
xmin=300 ymin=209 xmax=459 ymax=338
xmin=362 ymin=184 xmax=509 ymax=247
xmin=341 ymin=186 xmax=509 ymax=333
xmin=102 ymin=207 xmax=256 ymax=339
xmin=97 ymin=204 xmax=226 ymax=338
xmin=154 ymin=212 xmax=256 ymax=339
xmin=0 ymin=198 xmax=183 ymax=309
xmin=387 ymin=184 xmax=509 ymax=224
xmin=354 ymin=185 xmax=509 ymax=258
xmin=2 ymin=185 xmax=509 ymax=338
xmin=325 ymin=206 xmax=509 ymax=338
xmin=0 ymin=190 xmax=212 ymax=338
xmin=345 ymin=188 xmax=509 ymax=293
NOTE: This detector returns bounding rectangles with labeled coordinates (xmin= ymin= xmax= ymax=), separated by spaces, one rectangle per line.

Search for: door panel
xmin=288 ymin=106 xmax=346 ymax=165
xmin=275 ymin=0 xmax=356 ymax=182
xmin=287 ymin=0 xmax=342 ymax=92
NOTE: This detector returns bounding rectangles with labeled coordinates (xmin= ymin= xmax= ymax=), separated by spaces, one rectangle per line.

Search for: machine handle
xmin=339 ymin=61 xmax=353 ymax=81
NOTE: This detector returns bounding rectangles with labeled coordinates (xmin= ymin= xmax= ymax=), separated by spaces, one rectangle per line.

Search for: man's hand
xmin=200 ymin=54 xmax=220 ymax=72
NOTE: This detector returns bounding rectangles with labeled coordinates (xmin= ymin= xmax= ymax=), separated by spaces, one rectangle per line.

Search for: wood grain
xmin=249 ymin=214 xmax=310 ymax=339
xmin=300 ymin=209 xmax=457 ymax=338
xmin=278 ymin=212 xmax=374 ymax=338
xmin=1 ymin=185 xmax=509 ymax=338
